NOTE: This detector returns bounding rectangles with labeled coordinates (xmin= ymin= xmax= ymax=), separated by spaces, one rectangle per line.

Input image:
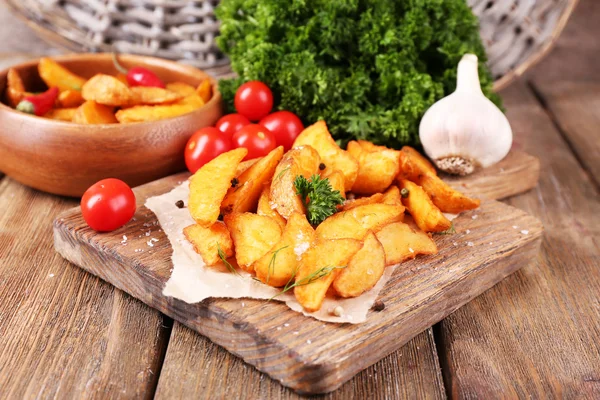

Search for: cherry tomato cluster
xmin=184 ymin=81 xmax=304 ymax=173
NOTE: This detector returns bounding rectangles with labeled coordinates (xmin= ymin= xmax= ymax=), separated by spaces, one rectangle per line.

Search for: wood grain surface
xmin=53 ymin=173 xmax=542 ymax=394
xmin=531 ymin=82 xmax=600 ymax=188
xmin=0 ymin=178 xmax=169 ymax=399
xmin=437 ymin=82 xmax=600 ymax=399
xmin=155 ymin=323 xmax=445 ymax=400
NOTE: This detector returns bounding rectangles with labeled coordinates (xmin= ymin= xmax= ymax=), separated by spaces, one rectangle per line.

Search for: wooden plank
xmin=0 ymin=178 xmax=169 ymax=399
xmin=155 ymin=323 xmax=445 ymax=400
xmin=53 ymin=174 xmax=542 ymax=394
xmin=530 ymin=81 xmax=600 ymax=187
xmin=438 ymin=83 xmax=600 ymax=398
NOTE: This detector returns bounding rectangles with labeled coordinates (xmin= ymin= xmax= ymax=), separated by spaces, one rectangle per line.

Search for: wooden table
xmin=1 ymin=1 xmax=599 ymax=398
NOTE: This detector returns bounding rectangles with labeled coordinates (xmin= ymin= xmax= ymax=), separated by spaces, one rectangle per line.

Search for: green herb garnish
xmin=217 ymin=243 xmax=240 ymax=276
xmin=294 ymin=174 xmax=344 ymax=225
xmin=435 ymin=222 xmax=456 ymax=235
xmin=270 ymin=265 xmax=347 ymax=300
xmin=274 ymin=166 xmax=291 ymax=181
xmin=266 ymin=245 xmax=289 ymax=285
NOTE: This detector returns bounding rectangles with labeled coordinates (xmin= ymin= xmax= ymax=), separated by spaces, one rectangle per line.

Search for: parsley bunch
xmin=216 ymin=0 xmax=501 ymax=148
xmin=294 ymin=175 xmax=344 ymax=225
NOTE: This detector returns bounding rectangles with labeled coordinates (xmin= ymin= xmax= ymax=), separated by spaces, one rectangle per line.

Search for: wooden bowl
xmin=0 ymin=53 xmax=223 ymax=197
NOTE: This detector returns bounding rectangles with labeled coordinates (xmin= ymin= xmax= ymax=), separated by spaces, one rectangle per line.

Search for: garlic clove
xmin=419 ymin=54 xmax=512 ymax=175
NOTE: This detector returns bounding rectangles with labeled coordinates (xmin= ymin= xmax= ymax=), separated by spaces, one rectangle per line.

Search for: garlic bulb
xmin=419 ymin=54 xmax=512 ymax=175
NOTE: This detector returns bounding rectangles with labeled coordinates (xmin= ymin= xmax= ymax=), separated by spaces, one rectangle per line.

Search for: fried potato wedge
xmin=115 ymin=73 xmax=129 ymax=86
xmin=236 ymin=158 xmax=260 ymax=176
xmin=72 ymin=101 xmax=117 ymax=124
xmin=183 ymin=222 xmax=233 ymax=266
xmin=57 ymin=90 xmax=85 ymax=108
xmin=176 ymin=92 xmax=205 ymax=108
xmin=82 ymin=74 xmax=134 ymax=107
xmin=253 ymin=213 xmax=315 ymax=287
xmin=196 ymin=79 xmax=212 ymax=103
xmin=397 ymin=145 xmax=437 ymax=181
xmin=382 ymin=185 xmax=402 ymax=206
xmin=130 ymin=86 xmax=183 ymax=105
xmin=6 ymin=68 xmax=27 ymax=107
xmin=399 ymin=179 xmax=451 ymax=232
xmin=38 ymin=57 xmax=87 ymax=91
xmin=293 ymin=121 xmax=358 ymax=191
xmin=333 ymin=232 xmax=385 ymax=298
xmin=224 ymin=213 xmax=282 ymax=272
xmin=321 ymin=169 xmax=346 ymax=199
xmin=347 ymin=140 xmax=400 ymax=195
xmin=316 ymin=203 xmax=404 ymax=240
xmin=257 ymin=186 xmax=287 ymax=230
xmin=339 ymin=193 xmax=385 ymax=212
xmin=188 ymin=148 xmax=247 ymax=227
xmin=415 ymin=174 xmax=480 ymax=214
xmin=270 ymin=145 xmax=320 ymax=219
xmin=44 ymin=108 xmax=77 ymax=122
xmin=294 ymin=238 xmax=363 ymax=312
xmin=221 ymin=146 xmax=284 ymax=215
xmin=115 ymin=103 xmax=200 ymax=123
xmin=166 ymin=82 xmax=196 ymax=97
xmin=375 ymin=217 xmax=438 ymax=266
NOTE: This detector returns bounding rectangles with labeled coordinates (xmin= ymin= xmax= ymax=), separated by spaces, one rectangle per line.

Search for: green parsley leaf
xmin=294 ymin=174 xmax=344 ymax=226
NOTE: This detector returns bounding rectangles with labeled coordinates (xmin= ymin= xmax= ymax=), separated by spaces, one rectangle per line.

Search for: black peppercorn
xmin=175 ymin=200 xmax=185 ymax=208
xmin=372 ymin=300 xmax=385 ymax=312
xmin=231 ymin=178 xmax=239 ymax=188
xmin=319 ymin=163 xmax=326 ymax=171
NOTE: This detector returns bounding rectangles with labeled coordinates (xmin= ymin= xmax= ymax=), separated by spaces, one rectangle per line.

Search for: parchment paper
xmin=145 ymin=181 xmax=397 ymax=324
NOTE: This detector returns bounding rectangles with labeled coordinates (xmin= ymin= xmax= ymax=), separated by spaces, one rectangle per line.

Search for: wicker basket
xmin=5 ymin=0 xmax=577 ymax=89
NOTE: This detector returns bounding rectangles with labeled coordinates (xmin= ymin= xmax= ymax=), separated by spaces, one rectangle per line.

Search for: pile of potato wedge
xmin=185 ymin=121 xmax=480 ymax=312
xmin=4 ymin=58 xmax=212 ymax=123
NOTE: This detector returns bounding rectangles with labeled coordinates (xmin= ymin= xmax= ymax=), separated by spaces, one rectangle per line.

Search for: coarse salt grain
xmin=332 ymin=306 xmax=344 ymax=317
xmin=294 ymin=242 xmax=310 ymax=260
xmin=512 ymin=225 xmax=518 ymax=229
xmin=293 ymin=331 xmax=299 ymax=335
xmin=521 ymin=230 xmax=529 ymax=235
xmin=48 ymin=273 xmax=54 ymax=278
xmin=453 ymin=242 xmax=458 ymax=246
xmin=146 ymin=240 xmax=154 ymax=247
xmin=408 ymin=247 xmax=414 ymax=253
xmin=465 ymin=229 xmax=471 ymax=234
xmin=277 ymin=327 xmax=282 ymax=331
xmin=284 ymin=323 xmax=290 ymax=327
xmin=151 ymin=238 xmax=159 ymax=242
xmin=145 ymin=231 xmax=151 ymax=236
xmin=307 ymin=339 xmax=312 ymax=344
xmin=467 ymin=241 xmax=474 ymax=247
xmin=472 ymin=215 xmax=478 ymax=219
xmin=241 ymin=302 xmax=245 ymax=307
xmin=367 ymin=269 xmax=374 ymax=275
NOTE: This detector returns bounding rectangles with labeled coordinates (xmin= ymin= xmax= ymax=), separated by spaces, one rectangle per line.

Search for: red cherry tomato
xmin=259 ymin=111 xmax=304 ymax=151
xmin=234 ymin=81 xmax=274 ymax=121
xmin=185 ymin=127 xmax=232 ymax=173
xmin=215 ymin=113 xmax=250 ymax=139
xmin=81 ymin=178 xmax=136 ymax=232
xmin=232 ymin=124 xmax=277 ymax=160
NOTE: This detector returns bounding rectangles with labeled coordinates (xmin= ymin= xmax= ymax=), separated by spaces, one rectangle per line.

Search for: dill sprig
xmin=274 ymin=166 xmax=291 ymax=181
xmin=266 ymin=245 xmax=289 ymax=285
xmin=294 ymin=174 xmax=344 ymax=226
xmin=435 ymin=222 xmax=456 ymax=235
xmin=217 ymin=243 xmax=240 ymax=276
xmin=269 ymin=265 xmax=347 ymax=300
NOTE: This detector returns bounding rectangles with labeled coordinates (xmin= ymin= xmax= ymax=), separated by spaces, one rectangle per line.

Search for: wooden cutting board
xmin=53 ymin=150 xmax=542 ymax=394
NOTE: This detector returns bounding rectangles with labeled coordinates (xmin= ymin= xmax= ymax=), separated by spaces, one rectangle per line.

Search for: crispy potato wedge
xmin=382 ymin=185 xmax=402 ymax=206
xmin=177 ymin=92 xmax=205 ymax=107
xmin=44 ymin=108 xmax=77 ymax=122
xmin=399 ymin=179 xmax=451 ymax=232
xmin=375 ymin=217 xmax=438 ymax=266
xmin=316 ymin=203 xmax=405 ymax=240
xmin=333 ymin=232 xmax=385 ymax=297
xmin=397 ymin=146 xmax=437 ymax=181
xmin=115 ymin=103 xmax=200 ymax=123
xmin=196 ymin=79 xmax=212 ymax=103
xmin=321 ymin=169 xmax=346 ymax=199
xmin=415 ymin=174 xmax=480 ymax=214
xmin=253 ymin=213 xmax=315 ymax=287
xmin=236 ymin=158 xmax=260 ymax=176
xmin=293 ymin=121 xmax=358 ymax=191
xmin=339 ymin=193 xmax=385 ymax=212
xmin=82 ymin=74 xmax=134 ymax=107
xmin=183 ymin=222 xmax=233 ymax=266
xmin=188 ymin=148 xmax=247 ymax=227
xmin=6 ymin=68 xmax=27 ymax=107
xmin=72 ymin=101 xmax=117 ymax=124
xmin=166 ymin=82 xmax=196 ymax=97
xmin=57 ymin=90 xmax=85 ymax=108
xmin=347 ymin=140 xmax=400 ymax=195
xmin=38 ymin=58 xmax=87 ymax=91
xmin=224 ymin=213 xmax=282 ymax=272
xmin=270 ymin=145 xmax=320 ymax=219
xmin=294 ymin=238 xmax=363 ymax=312
xmin=221 ymin=146 xmax=284 ymax=215
xmin=257 ymin=185 xmax=287 ymax=230
xmin=130 ymin=86 xmax=183 ymax=105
